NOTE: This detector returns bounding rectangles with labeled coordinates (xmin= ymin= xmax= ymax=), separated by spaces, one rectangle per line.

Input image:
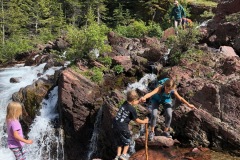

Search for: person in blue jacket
xmin=170 ymin=0 xmax=186 ymax=34
xmin=140 ymin=78 xmax=196 ymax=140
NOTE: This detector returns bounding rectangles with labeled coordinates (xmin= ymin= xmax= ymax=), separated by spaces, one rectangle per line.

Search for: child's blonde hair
xmin=127 ymin=90 xmax=139 ymax=102
xmin=164 ymin=79 xmax=176 ymax=89
xmin=6 ymin=102 xmax=23 ymax=121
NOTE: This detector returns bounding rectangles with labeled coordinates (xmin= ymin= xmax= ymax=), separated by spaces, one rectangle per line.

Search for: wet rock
xmin=112 ymin=56 xmax=132 ymax=72
xmin=10 ymin=77 xmax=21 ymax=83
xmin=135 ymin=136 xmax=180 ymax=147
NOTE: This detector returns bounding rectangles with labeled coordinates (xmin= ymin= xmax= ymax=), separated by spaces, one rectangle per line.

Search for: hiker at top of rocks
xmin=112 ymin=90 xmax=148 ymax=160
xmin=140 ymin=78 xmax=197 ymax=141
xmin=169 ymin=0 xmax=186 ymax=34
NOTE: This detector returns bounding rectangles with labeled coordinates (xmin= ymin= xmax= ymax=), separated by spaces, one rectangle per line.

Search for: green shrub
xmin=66 ymin=22 xmax=111 ymax=60
xmin=113 ymin=65 xmax=124 ymax=74
xmin=147 ymin=21 xmax=163 ymax=38
xmin=91 ymin=67 xmax=104 ymax=83
xmin=115 ymin=20 xmax=164 ymax=38
xmin=115 ymin=20 xmax=148 ymax=38
xmin=226 ymin=12 xmax=240 ymax=23
xmin=166 ymin=24 xmax=201 ymax=65
xmin=98 ymin=56 xmax=112 ymax=67
xmin=37 ymin=28 xmax=57 ymax=43
xmin=0 ymin=35 xmax=33 ymax=61
xmin=200 ymin=10 xmax=214 ymax=19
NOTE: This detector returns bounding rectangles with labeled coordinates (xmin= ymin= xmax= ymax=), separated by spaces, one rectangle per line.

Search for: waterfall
xmin=196 ymin=19 xmax=212 ymax=28
xmin=126 ymin=74 xmax=157 ymax=92
xmin=87 ymin=107 xmax=103 ymax=160
xmin=0 ymin=63 xmax=62 ymax=159
xmin=163 ymin=49 xmax=171 ymax=62
xmin=26 ymin=86 xmax=64 ymax=160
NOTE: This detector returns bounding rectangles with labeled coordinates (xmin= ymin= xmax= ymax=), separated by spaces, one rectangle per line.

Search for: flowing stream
xmin=0 ymin=64 xmax=63 ymax=160
xmin=87 ymin=107 xmax=103 ymax=160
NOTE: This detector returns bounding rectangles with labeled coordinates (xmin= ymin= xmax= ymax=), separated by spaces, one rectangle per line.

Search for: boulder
xmin=58 ymin=68 xmax=103 ymax=160
xmin=135 ymin=136 xmax=180 ymax=147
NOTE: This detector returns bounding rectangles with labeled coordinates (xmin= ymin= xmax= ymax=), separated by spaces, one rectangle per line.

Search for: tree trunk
xmin=97 ymin=5 xmax=100 ymax=24
xmin=1 ymin=0 xmax=5 ymax=45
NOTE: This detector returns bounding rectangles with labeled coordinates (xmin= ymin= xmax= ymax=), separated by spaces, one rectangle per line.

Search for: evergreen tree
xmin=4 ymin=0 xmax=30 ymax=35
xmin=60 ymin=0 xmax=82 ymax=26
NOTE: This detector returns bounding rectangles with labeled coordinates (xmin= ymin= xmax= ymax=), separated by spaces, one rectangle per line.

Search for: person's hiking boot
xmin=114 ymin=155 xmax=120 ymax=160
xmin=162 ymin=131 xmax=172 ymax=138
xmin=148 ymin=131 xmax=154 ymax=141
xmin=119 ymin=154 xmax=129 ymax=160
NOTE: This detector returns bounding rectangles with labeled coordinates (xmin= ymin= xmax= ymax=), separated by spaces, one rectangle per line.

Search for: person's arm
xmin=140 ymin=86 xmax=161 ymax=102
xmin=13 ymin=131 xmax=33 ymax=144
xmin=135 ymin=117 xmax=149 ymax=124
xmin=173 ymin=90 xmax=196 ymax=109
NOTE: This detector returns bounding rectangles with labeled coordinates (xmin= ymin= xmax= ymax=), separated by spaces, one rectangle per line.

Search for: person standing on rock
xmin=113 ymin=90 xmax=149 ymax=160
xmin=6 ymin=102 xmax=33 ymax=160
xmin=169 ymin=0 xmax=186 ymax=34
xmin=140 ymin=79 xmax=196 ymax=140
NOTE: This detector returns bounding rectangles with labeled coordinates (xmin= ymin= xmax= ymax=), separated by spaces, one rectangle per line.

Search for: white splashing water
xmin=196 ymin=19 xmax=212 ymax=28
xmin=0 ymin=63 xmax=62 ymax=159
xmin=87 ymin=107 xmax=103 ymax=160
xmin=163 ymin=49 xmax=171 ymax=61
xmin=26 ymin=86 xmax=64 ymax=160
xmin=125 ymin=74 xmax=157 ymax=92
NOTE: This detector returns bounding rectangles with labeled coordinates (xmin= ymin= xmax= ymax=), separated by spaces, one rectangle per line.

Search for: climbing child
xmin=140 ymin=79 xmax=196 ymax=140
xmin=6 ymin=101 xmax=33 ymax=160
xmin=113 ymin=90 xmax=149 ymax=160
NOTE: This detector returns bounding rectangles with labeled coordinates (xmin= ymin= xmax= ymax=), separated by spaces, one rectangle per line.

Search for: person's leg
xmin=118 ymin=129 xmax=131 ymax=159
xmin=120 ymin=146 xmax=130 ymax=160
xmin=182 ymin=19 xmax=186 ymax=30
xmin=178 ymin=19 xmax=183 ymax=29
xmin=174 ymin=20 xmax=179 ymax=35
xmin=113 ymin=127 xmax=123 ymax=159
xmin=122 ymin=145 xmax=129 ymax=155
xmin=117 ymin=146 xmax=122 ymax=156
xmin=150 ymin=103 xmax=159 ymax=132
xmin=10 ymin=147 xmax=24 ymax=160
xmin=164 ymin=106 xmax=173 ymax=132
xmin=174 ymin=19 xmax=182 ymax=34
xmin=20 ymin=147 xmax=26 ymax=160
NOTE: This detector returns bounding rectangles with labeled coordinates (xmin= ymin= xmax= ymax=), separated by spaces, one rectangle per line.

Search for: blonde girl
xmin=140 ymin=79 xmax=196 ymax=140
xmin=6 ymin=101 xmax=33 ymax=160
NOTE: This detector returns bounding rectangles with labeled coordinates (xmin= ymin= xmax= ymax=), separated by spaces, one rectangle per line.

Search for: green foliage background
xmin=0 ymin=0 xmax=215 ymax=62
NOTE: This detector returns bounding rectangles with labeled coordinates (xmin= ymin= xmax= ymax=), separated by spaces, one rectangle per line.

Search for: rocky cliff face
xmin=58 ymin=68 xmax=103 ymax=160
xmin=205 ymin=0 xmax=240 ymax=54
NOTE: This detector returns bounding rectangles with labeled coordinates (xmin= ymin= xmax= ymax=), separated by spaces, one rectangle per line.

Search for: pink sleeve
xmin=11 ymin=120 xmax=21 ymax=131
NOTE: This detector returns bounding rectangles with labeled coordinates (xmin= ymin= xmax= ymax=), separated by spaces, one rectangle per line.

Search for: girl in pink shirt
xmin=6 ymin=102 xmax=33 ymax=160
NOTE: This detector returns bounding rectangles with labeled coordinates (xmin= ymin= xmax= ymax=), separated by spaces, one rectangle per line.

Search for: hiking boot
xmin=119 ymin=154 xmax=129 ymax=160
xmin=163 ymin=131 xmax=172 ymax=138
xmin=148 ymin=131 xmax=154 ymax=141
xmin=114 ymin=156 xmax=120 ymax=160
